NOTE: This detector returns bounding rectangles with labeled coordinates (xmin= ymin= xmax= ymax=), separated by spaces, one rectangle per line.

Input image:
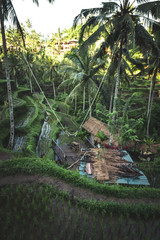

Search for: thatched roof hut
xmin=83 ymin=117 xmax=118 ymax=147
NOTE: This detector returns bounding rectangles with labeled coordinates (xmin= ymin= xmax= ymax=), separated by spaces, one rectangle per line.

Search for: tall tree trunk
xmin=146 ymin=67 xmax=158 ymax=136
xmin=109 ymin=82 xmax=114 ymax=113
xmin=74 ymin=95 xmax=77 ymax=114
xmin=29 ymin=65 xmax=33 ymax=93
xmin=0 ymin=1 xmax=15 ymax=149
xmin=83 ymin=85 xmax=85 ymax=112
xmin=109 ymin=40 xmax=122 ymax=145
xmin=29 ymin=76 xmax=33 ymax=93
xmin=52 ymin=81 xmax=56 ymax=99
xmin=50 ymin=71 xmax=56 ymax=99
xmin=88 ymin=88 xmax=92 ymax=117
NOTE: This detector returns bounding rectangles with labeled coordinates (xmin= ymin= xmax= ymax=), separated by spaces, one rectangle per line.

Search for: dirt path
xmin=0 ymin=174 xmax=160 ymax=206
xmin=0 ymin=150 xmax=160 ymax=206
xmin=0 ymin=151 xmax=12 ymax=161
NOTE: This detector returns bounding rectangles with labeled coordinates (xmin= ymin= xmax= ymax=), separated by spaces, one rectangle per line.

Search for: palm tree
xmin=74 ymin=0 xmax=160 ymax=144
xmin=146 ymin=24 xmax=160 ymax=136
xmin=0 ymin=0 xmax=54 ymax=149
xmin=42 ymin=56 xmax=60 ymax=99
xmin=8 ymin=53 xmax=21 ymax=88
xmin=60 ymin=48 xmax=105 ymax=115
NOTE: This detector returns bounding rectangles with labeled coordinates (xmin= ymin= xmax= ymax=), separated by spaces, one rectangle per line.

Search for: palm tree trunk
xmin=83 ymin=86 xmax=85 ymax=112
xmin=74 ymin=95 xmax=77 ymax=113
xmin=109 ymin=40 xmax=122 ymax=145
xmin=29 ymin=66 xmax=33 ymax=93
xmin=146 ymin=67 xmax=158 ymax=136
xmin=52 ymin=80 xmax=56 ymax=99
xmin=29 ymin=77 xmax=33 ymax=93
xmin=88 ymin=89 xmax=92 ymax=117
xmin=50 ymin=71 xmax=56 ymax=99
xmin=112 ymin=61 xmax=121 ymax=114
xmin=109 ymin=82 xmax=114 ymax=113
xmin=0 ymin=1 xmax=15 ymax=149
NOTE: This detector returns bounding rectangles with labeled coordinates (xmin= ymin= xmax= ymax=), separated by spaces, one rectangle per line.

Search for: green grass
xmin=0 ymin=183 xmax=159 ymax=240
xmin=0 ymin=157 xmax=160 ymax=199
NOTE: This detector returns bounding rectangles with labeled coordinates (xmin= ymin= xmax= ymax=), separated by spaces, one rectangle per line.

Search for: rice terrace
xmin=0 ymin=0 xmax=160 ymax=240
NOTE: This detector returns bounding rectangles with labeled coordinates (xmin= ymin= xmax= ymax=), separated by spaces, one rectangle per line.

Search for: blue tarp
xmin=79 ymin=150 xmax=150 ymax=186
xmin=117 ymin=150 xmax=150 ymax=185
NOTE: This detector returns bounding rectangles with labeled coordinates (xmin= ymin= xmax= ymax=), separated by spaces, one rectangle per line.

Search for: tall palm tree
xmin=60 ymin=48 xmax=105 ymax=115
xmin=0 ymin=0 xmax=54 ymax=149
xmin=74 ymin=0 xmax=160 ymax=144
xmin=146 ymin=24 xmax=160 ymax=136
xmin=42 ymin=56 xmax=60 ymax=99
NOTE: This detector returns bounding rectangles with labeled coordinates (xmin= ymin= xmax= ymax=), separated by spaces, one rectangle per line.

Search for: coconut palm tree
xmin=146 ymin=24 xmax=160 ymax=136
xmin=60 ymin=48 xmax=105 ymax=115
xmin=42 ymin=56 xmax=60 ymax=99
xmin=0 ymin=0 xmax=54 ymax=148
xmin=74 ymin=0 xmax=160 ymax=144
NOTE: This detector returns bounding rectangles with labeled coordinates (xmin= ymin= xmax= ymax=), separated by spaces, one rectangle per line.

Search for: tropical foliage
xmin=0 ymin=1 xmax=160 ymax=240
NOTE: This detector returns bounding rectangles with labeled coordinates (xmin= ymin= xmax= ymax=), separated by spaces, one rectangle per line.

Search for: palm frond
xmin=87 ymin=78 xmax=99 ymax=95
xmin=79 ymin=24 xmax=107 ymax=53
xmin=32 ymin=0 xmax=39 ymax=6
xmin=65 ymin=82 xmax=82 ymax=103
xmin=73 ymin=72 xmax=86 ymax=84
xmin=102 ymin=1 xmax=119 ymax=14
xmin=92 ymin=40 xmax=108 ymax=59
xmin=107 ymin=56 xmax=118 ymax=77
xmin=47 ymin=0 xmax=55 ymax=3
xmin=90 ymin=47 xmax=106 ymax=65
xmin=151 ymin=22 xmax=160 ymax=36
xmin=79 ymin=16 xmax=105 ymax=44
xmin=58 ymin=79 xmax=72 ymax=89
xmin=136 ymin=1 xmax=160 ymax=19
xmin=136 ymin=0 xmax=148 ymax=3
xmin=122 ymin=67 xmax=131 ymax=85
xmin=122 ymin=57 xmax=134 ymax=76
xmin=61 ymin=65 xmax=79 ymax=75
xmin=80 ymin=7 xmax=101 ymax=18
xmin=65 ymin=49 xmax=85 ymax=70
xmin=32 ymin=0 xmax=54 ymax=6
xmin=123 ymin=48 xmax=144 ymax=69
xmin=135 ymin=23 xmax=159 ymax=56
xmin=142 ymin=16 xmax=160 ymax=32
xmin=73 ymin=8 xmax=101 ymax=28
xmin=90 ymin=62 xmax=106 ymax=77
xmin=73 ymin=13 xmax=82 ymax=28
xmin=3 ymin=0 xmax=25 ymax=46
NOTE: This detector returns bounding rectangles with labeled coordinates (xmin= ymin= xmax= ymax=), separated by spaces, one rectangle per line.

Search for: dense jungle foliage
xmin=0 ymin=1 xmax=160 ymax=239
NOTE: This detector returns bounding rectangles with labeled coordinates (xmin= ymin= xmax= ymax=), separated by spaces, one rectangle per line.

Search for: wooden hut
xmin=83 ymin=117 xmax=118 ymax=147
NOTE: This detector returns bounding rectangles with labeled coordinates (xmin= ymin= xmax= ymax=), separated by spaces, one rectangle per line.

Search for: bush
xmin=96 ymin=130 xmax=108 ymax=141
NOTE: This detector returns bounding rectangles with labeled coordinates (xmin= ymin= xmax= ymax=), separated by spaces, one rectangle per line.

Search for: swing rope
xmin=20 ymin=49 xmax=67 ymax=133
xmin=78 ymin=37 xmax=120 ymax=130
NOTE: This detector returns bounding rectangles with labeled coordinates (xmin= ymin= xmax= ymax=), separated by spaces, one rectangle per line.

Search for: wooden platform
xmin=52 ymin=139 xmax=87 ymax=168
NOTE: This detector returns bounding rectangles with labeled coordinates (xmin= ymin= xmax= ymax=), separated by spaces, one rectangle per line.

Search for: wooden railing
xmin=52 ymin=139 xmax=67 ymax=162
